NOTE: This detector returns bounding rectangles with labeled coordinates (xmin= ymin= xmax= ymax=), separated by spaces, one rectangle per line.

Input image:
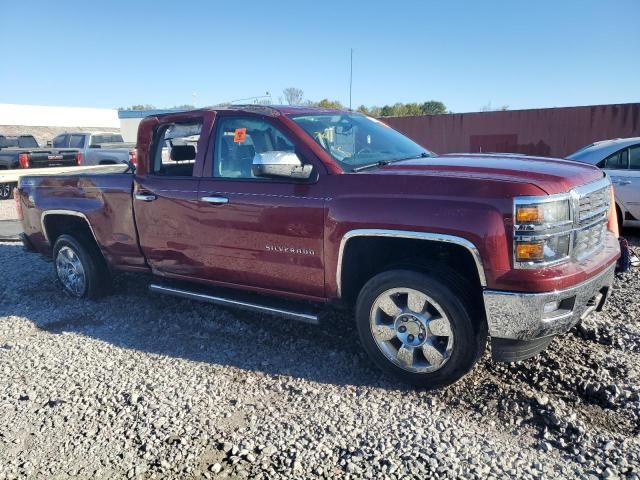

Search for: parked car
xmin=0 ymin=134 xmax=81 ymax=199
xmin=567 ymin=137 xmax=640 ymax=228
xmin=49 ymin=132 xmax=136 ymax=166
xmin=16 ymin=106 xmax=620 ymax=388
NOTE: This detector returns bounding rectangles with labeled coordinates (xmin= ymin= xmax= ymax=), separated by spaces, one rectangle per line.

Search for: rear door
xmin=133 ymin=113 xmax=209 ymax=277
xmin=196 ymin=113 xmax=327 ymax=298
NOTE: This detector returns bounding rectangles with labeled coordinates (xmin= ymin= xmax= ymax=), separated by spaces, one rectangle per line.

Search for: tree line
xmin=118 ymin=87 xmax=451 ymax=117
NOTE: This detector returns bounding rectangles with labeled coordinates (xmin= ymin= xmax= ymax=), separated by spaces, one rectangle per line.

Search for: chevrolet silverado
xmin=16 ymin=106 xmax=620 ymax=388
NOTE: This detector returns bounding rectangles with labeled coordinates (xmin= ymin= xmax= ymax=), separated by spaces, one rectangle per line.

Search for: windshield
xmin=290 ymin=113 xmax=431 ymax=170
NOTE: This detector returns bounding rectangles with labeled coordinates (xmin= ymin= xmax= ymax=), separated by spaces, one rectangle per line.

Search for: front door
xmin=196 ymin=114 xmax=327 ymax=298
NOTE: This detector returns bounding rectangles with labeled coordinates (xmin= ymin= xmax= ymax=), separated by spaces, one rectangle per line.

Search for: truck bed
xmin=18 ymin=169 xmax=146 ymax=270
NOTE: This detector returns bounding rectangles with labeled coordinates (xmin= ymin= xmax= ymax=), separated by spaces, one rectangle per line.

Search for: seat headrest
xmin=170 ymin=145 xmax=196 ymax=161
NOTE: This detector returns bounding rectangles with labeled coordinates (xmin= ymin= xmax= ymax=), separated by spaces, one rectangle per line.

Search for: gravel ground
xmin=0 ymin=226 xmax=639 ymax=479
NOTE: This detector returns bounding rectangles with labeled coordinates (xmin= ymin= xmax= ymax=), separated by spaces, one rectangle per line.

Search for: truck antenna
xmin=349 ymin=48 xmax=353 ymax=111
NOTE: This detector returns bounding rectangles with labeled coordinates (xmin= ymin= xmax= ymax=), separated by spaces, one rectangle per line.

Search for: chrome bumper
xmin=483 ymin=263 xmax=616 ymax=340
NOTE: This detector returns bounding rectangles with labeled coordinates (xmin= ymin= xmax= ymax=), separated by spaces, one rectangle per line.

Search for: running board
xmin=149 ymin=284 xmax=320 ymax=325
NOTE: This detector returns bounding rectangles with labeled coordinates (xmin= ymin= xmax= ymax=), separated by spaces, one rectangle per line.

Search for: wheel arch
xmin=41 ymin=210 xmax=102 ymax=257
xmin=336 ymin=229 xmax=487 ymax=304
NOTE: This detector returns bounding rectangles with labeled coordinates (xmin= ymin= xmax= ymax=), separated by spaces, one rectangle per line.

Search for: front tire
xmin=53 ymin=234 xmax=111 ymax=299
xmin=356 ymin=269 xmax=486 ymax=389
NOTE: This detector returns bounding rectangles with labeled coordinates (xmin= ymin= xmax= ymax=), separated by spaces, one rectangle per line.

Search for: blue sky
xmin=1 ymin=0 xmax=638 ymax=113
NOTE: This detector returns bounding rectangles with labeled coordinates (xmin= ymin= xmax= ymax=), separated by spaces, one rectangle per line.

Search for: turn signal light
xmin=516 ymin=242 xmax=544 ymax=261
xmin=129 ymin=149 xmax=138 ymax=166
xmin=516 ymin=206 xmax=542 ymax=223
xmin=18 ymin=153 xmax=29 ymax=169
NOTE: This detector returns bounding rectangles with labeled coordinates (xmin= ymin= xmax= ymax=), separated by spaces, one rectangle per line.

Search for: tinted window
xmin=600 ymin=149 xmax=629 ymax=169
xmin=213 ymin=117 xmax=295 ymax=179
xmin=69 ymin=134 xmax=85 ymax=148
xmin=91 ymin=134 xmax=124 ymax=145
xmin=52 ymin=135 xmax=69 ymax=148
xmin=151 ymin=122 xmax=202 ymax=176
xmin=0 ymin=136 xmax=38 ymax=148
xmin=18 ymin=136 xmax=38 ymax=148
xmin=629 ymin=146 xmax=640 ymax=170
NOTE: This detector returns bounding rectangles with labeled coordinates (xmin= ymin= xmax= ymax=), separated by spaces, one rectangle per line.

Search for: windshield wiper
xmin=352 ymin=152 xmax=430 ymax=172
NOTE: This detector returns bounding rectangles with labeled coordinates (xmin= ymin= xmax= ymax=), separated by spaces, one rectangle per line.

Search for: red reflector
xmin=129 ymin=149 xmax=138 ymax=166
xmin=76 ymin=151 xmax=84 ymax=165
xmin=18 ymin=153 xmax=29 ymax=169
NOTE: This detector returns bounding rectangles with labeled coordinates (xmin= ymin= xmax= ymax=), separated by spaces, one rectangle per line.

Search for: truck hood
xmin=366 ymin=153 xmax=604 ymax=195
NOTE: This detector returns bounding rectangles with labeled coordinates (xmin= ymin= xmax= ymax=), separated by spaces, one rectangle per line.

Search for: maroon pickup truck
xmin=16 ymin=105 xmax=620 ymax=388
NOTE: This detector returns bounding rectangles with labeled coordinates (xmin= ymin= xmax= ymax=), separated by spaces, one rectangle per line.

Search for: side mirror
xmin=252 ymin=151 xmax=313 ymax=180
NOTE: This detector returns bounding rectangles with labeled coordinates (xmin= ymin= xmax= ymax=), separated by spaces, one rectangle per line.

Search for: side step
xmin=149 ymin=283 xmax=320 ymax=325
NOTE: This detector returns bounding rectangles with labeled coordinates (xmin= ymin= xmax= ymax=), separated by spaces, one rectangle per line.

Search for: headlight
xmin=515 ymin=234 xmax=571 ymax=263
xmin=514 ymin=197 xmax=572 ymax=267
xmin=515 ymin=199 xmax=570 ymax=225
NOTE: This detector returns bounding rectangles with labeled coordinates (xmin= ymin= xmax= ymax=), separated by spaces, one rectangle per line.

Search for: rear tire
xmin=356 ymin=269 xmax=487 ymax=389
xmin=53 ymin=234 xmax=111 ymax=299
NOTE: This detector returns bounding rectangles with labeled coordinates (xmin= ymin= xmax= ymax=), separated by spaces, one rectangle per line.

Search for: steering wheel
xmin=350 ymin=147 xmax=374 ymax=163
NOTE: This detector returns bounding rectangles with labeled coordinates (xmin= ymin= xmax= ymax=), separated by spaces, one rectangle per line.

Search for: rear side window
xmin=599 ymin=149 xmax=629 ymax=169
xmin=629 ymin=146 xmax=640 ymax=170
xmin=151 ymin=121 xmax=202 ymax=177
xmin=69 ymin=135 xmax=85 ymax=148
xmin=91 ymin=134 xmax=124 ymax=145
xmin=52 ymin=135 xmax=69 ymax=148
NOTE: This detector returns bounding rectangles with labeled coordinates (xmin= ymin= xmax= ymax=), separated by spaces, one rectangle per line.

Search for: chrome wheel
xmin=369 ymin=288 xmax=454 ymax=373
xmin=0 ymin=183 xmax=11 ymax=200
xmin=56 ymin=246 xmax=86 ymax=297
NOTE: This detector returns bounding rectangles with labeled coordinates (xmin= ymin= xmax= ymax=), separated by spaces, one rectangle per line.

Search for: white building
xmin=0 ymin=103 xmax=120 ymax=145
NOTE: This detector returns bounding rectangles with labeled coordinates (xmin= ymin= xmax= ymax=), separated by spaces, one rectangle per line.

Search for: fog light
xmin=543 ymin=300 xmax=561 ymax=314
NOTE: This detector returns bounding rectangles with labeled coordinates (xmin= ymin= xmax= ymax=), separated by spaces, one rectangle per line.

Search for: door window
xmin=599 ymin=149 xmax=629 ymax=169
xmin=69 ymin=134 xmax=85 ymax=148
xmin=151 ymin=121 xmax=202 ymax=176
xmin=52 ymin=135 xmax=69 ymax=148
xmin=213 ymin=117 xmax=295 ymax=179
xmin=629 ymin=146 xmax=640 ymax=170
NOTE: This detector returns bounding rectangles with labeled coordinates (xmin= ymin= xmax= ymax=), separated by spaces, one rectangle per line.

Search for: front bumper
xmin=483 ymin=262 xmax=616 ymax=341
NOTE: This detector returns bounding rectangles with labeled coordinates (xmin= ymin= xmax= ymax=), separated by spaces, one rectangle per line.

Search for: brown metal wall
xmin=381 ymin=103 xmax=640 ymax=158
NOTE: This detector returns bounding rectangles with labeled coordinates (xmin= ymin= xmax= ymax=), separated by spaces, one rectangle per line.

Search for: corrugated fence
xmin=381 ymin=103 xmax=640 ymax=158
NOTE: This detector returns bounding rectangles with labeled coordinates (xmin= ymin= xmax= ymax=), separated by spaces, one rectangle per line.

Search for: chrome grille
xmin=577 ymin=186 xmax=610 ymax=226
xmin=573 ymin=222 xmax=606 ymax=259
xmin=572 ymin=180 xmax=610 ymax=259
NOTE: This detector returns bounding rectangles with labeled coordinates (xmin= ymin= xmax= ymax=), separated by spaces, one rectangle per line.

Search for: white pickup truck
xmin=49 ymin=132 xmax=136 ymax=166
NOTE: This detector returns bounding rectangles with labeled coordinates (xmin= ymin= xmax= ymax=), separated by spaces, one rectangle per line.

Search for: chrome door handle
xmin=200 ymin=196 xmax=229 ymax=205
xmin=135 ymin=193 xmax=157 ymax=202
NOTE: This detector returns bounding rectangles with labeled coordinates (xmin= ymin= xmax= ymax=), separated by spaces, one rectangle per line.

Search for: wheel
xmin=0 ymin=183 xmax=13 ymax=200
xmin=52 ymin=234 xmax=111 ymax=299
xmin=355 ymin=269 xmax=487 ymax=388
